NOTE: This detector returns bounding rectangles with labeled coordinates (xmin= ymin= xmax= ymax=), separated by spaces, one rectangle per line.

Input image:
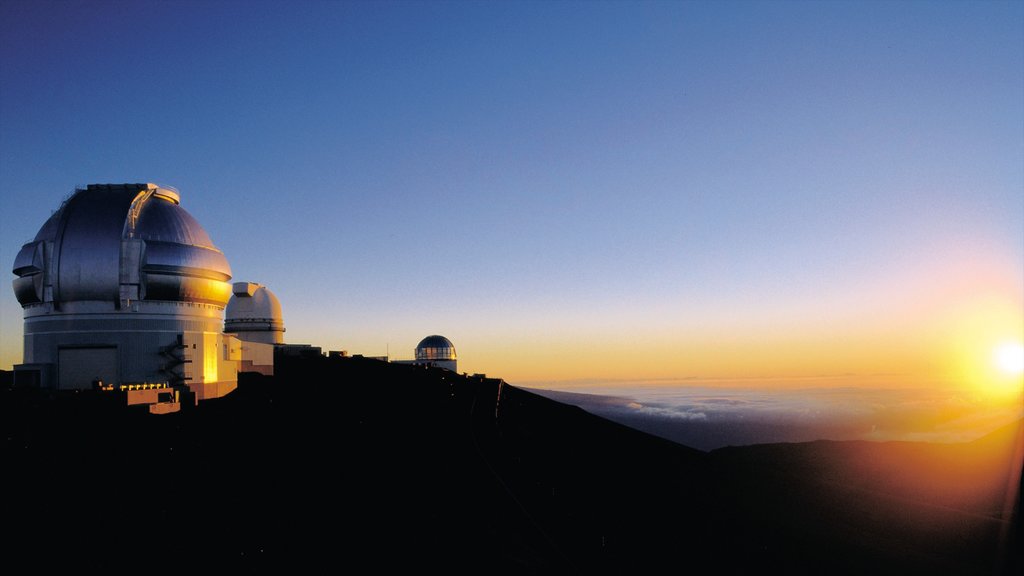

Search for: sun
xmin=993 ymin=341 xmax=1024 ymax=376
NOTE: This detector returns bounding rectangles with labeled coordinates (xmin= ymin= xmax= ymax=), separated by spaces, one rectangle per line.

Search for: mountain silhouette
xmin=1 ymin=356 xmax=1019 ymax=574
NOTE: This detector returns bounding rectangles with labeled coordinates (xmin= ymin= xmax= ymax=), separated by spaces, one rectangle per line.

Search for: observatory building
xmin=412 ymin=335 xmax=458 ymax=372
xmin=11 ymin=183 xmax=241 ymax=402
xmin=225 ymin=282 xmax=285 ymax=375
xmin=388 ymin=335 xmax=458 ymax=371
xmin=390 ymin=335 xmax=458 ymax=371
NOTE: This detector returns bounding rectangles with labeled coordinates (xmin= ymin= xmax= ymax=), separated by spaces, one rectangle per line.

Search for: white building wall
xmin=21 ymin=300 xmax=237 ymax=394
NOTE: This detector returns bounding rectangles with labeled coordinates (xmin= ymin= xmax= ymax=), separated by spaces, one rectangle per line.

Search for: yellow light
xmin=204 ymin=333 xmax=219 ymax=383
xmin=994 ymin=341 xmax=1024 ymax=375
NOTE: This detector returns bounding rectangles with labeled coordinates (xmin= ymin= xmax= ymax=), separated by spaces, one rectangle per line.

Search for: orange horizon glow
xmin=466 ymin=295 xmax=1023 ymax=398
xmin=3 ymin=224 xmax=1021 ymax=403
xmin=452 ymin=242 xmax=1023 ymax=396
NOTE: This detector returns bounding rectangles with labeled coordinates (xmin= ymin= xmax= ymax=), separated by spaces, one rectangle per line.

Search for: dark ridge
xmin=706 ymin=419 xmax=1023 ymax=576
xmin=1 ymin=358 xmax=1018 ymax=574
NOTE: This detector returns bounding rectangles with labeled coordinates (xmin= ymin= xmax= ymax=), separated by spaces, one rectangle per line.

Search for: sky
xmin=1 ymin=0 xmax=1022 ymax=398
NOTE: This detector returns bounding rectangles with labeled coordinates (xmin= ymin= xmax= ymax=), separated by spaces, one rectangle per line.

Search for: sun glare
xmin=994 ymin=341 xmax=1024 ymax=376
xmin=975 ymin=340 xmax=1024 ymax=399
xmin=945 ymin=299 xmax=1024 ymax=398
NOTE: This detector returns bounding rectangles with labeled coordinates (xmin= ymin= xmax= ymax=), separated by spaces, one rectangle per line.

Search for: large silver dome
xmin=11 ymin=183 xmax=240 ymax=396
xmin=13 ymin=183 xmax=232 ymax=308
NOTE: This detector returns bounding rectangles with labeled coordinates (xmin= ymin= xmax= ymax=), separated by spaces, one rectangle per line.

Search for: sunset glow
xmin=994 ymin=342 xmax=1024 ymax=376
xmin=0 ymin=5 xmax=1021 ymax=572
xmin=1 ymin=2 xmax=1021 ymax=427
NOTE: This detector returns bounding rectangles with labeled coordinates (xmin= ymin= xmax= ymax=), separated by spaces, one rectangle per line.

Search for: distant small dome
xmin=415 ymin=335 xmax=456 ymax=361
xmin=224 ymin=282 xmax=285 ymax=343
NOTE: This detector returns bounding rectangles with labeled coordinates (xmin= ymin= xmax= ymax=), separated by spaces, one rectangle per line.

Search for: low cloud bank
xmin=525 ymin=385 xmax=1023 ymax=451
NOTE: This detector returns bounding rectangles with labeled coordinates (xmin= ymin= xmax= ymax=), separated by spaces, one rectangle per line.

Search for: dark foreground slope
xmin=2 ymin=359 xmax=1019 ymax=574
xmin=708 ymin=421 xmax=1022 ymax=575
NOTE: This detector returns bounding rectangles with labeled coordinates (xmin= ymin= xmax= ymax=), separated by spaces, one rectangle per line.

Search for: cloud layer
xmin=527 ymin=385 xmax=1023 ymax=451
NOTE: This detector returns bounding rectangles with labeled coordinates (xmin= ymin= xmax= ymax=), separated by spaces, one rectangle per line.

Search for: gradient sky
xmin=1 ymin=0 xmax=1021 ymax=393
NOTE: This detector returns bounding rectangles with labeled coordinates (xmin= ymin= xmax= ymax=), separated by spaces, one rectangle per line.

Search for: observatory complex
xmin=10 ymin=182 xmax=460 ymax=412
xmin=10 ymin=184 xmax=250 ymax=409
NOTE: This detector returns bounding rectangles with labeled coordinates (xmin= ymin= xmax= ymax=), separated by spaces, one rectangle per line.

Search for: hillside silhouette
xmin=2 ymin=356 xmax=1019 ymax=574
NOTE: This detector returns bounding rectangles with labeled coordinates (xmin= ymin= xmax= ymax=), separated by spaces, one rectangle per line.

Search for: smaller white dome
xmin=225 ymin=282 xmax=285 ymax=343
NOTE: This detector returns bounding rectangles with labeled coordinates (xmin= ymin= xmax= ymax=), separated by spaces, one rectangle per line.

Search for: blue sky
xmin=1 ymin=0 xmax=1022 ymax=386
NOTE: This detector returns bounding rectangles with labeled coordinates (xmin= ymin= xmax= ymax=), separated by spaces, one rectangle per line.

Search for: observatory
xmin=414 ymin=335 xmax=458 ymax=372
xmin=225 ymin=282 xmax=285 ymax=343
xmin=388 ymin=335 xmax=458 ymax=372
xmin=11 ymin=183 xmax=240 ymax=402
xmin=225 ymin=282 xmax=285 ymax=374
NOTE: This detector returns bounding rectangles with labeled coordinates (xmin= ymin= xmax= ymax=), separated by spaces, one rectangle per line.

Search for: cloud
xmin=624 ymin=401 xmax=707 ymax=421
xmin=526 ymin=385 xmax=1023 ymax=450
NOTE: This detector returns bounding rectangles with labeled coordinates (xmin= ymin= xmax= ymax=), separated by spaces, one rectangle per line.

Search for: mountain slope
xmin=706 ymin=420 xmax=1022 ymax=575
xmin=2 ymin=358 xmax=1018 ymax=574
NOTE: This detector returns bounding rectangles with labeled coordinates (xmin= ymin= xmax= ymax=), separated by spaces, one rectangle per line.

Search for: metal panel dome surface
xmin=54 ymin=185 xmax=140 ymax=302
xmin=11 ymin=183 xmax=232 ymax=307
xmin=133 ymin=195 xmax=217 ymax=248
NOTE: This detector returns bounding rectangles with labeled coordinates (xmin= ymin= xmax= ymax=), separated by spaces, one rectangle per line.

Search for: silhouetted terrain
xmin=1 ymin=359 xmax=1019 ymax=574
